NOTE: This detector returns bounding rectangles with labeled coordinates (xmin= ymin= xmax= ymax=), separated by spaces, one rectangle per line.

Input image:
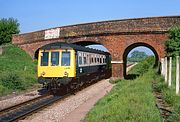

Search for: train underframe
xmin=38 ymin=69 xmax=111 ymax=95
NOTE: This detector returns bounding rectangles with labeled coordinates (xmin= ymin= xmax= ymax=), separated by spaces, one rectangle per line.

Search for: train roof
xmin=39 ymin=42 xmax=110 ymax=55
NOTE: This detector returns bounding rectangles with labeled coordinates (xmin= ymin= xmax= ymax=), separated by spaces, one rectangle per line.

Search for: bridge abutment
xmin=111 ymin=61 xmax=124 ymax=78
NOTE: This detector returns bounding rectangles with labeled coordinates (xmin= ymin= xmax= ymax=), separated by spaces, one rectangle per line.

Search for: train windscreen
xmin=61 ymin=52 xmax=70 ymax=66
xmin=51 ymin=52 xmax=59 ymax=66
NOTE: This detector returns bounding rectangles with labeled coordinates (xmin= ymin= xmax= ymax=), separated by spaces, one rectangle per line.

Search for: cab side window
xmin=41 ymin=52 xmax=49 ymax=66
xmin=62 ymin=52 xmax=70 ymax=66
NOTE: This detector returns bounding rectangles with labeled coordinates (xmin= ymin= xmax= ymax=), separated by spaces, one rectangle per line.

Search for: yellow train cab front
xmin=37 ymin=49 xmax=76 ymax=78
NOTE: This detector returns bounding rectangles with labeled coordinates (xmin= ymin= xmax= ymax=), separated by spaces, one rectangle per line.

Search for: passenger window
xmin=89 ymin=57 xmax=91 ymax=64
xmin=51 ymin=52 xmax=59 ymax=66
xmin=83 ymin=57 xmax=87 ymax=64
xmin=91 ymin=58 xmax=93 ymax=63
xmin=97 ymin=58 xmax=99 ymax=63
xmin=62 ymin=52 xmax=70 ymax=66
xmin=41 ymin=52 xmax=49 ymax=66
xmin=79 ymin=56 xmax=82 ymax=65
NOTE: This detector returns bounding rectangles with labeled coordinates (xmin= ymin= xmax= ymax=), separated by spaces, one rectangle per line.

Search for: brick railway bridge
xmin=12 ymin=16 xmax=180 ymax=79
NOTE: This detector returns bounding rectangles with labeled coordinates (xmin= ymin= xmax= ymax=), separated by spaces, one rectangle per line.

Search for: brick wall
xmin=12 ymin=16 xmax=180 ymax=78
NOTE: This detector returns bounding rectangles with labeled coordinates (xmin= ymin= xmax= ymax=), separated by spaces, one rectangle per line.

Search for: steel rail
xmin=0 ymin=93 xmax=63 ymax=122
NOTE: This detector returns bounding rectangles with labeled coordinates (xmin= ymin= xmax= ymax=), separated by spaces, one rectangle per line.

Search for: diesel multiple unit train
xmin=37 ymin=42 xmax=111 ymax=94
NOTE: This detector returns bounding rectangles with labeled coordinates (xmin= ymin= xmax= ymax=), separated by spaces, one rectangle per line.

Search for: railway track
xmin=152 ymin=81 xmax=172 ymax=122
xmin=0 ymin=93 xmax=66 ymax=122
xmin=0 ymin=67 xmax=115 ymax=122
xmin=0 ymin=78 xmax=102 ymax=122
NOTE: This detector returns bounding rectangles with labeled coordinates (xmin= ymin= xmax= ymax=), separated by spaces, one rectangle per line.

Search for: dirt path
xmin=62 ymin=81 xmax=112 ymax=122
xmin=127 ymin=63 xmax=137 ymax=73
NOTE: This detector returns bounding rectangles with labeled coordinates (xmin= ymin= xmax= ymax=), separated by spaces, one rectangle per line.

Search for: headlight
xmin=64 ymin=71 xmax=68 ymax=76
xmin=41 ymin=72 xmax=46 ymax=76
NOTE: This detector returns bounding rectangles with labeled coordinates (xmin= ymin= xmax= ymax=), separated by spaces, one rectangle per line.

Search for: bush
xmin=1 ymin=73 xmax=25 ymax=90
xmin=129 ymin=56 xmax=155 ymax=75
xmin=165 ymin=26 xmax=180 ymax=57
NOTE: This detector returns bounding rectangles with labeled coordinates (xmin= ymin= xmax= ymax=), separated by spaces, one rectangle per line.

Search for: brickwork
xmin=12 ymin=16 xmax=180 ymax=78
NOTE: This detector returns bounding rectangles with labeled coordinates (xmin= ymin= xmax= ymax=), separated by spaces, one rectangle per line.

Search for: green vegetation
xmin=153 ymin=58 xmax=180 ymax=122
xmin=0 ymin=44 xmax=37 ymax=96
xmin=154 ymin=72 xmax=180 ymax=122
xmin=127 ymin=50 xmax=148 ymax=62
xmin=163 ymin=26 xmax=180 ymax=121
xmin=128 ymin=56 xmax=155 ymax=76
xmin=0 ymin=18 xmax=36 ymax=95
xmin=84 ymin=57 xmax=162 ymax=122
xmin=165 ymin=26 xmax=180 ymax=57
xmin=0 ymin=18 xmax=20 ymax=45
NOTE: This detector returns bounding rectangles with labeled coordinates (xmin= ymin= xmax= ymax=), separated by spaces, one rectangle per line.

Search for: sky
xmin=1 ymin=0 xmax=180 ymax=55
xmin=87 ymin=45 xmax=154 ymax=56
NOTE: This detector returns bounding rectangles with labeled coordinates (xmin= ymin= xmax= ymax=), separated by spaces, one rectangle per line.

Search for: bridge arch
xmin=123 ymin=42 xmax=159 ymax=77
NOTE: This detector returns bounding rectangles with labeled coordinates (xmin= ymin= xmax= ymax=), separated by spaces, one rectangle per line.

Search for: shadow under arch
xmin=34 ymin=41 xmax=110 ymax=59
xmin=73 ymin=41 xmax=101 ymax=46
xmin=123 ymin=42 xmax=159 ymax=79
xmin=33 ymin=41 xmax=101 ymax=60
xmin=34 ymin=49 xmax=39 ymax=59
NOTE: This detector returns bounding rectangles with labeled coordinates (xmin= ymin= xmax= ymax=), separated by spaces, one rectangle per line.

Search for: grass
xmin=0 ymin=44 xmax=37 ymax=96
xmin=84 ymin=57 xmax=162 ymax=122
xmin=128 ymin=56 xmax=155 ymax=76
xmin=154 ymin=62 xmax=180 ymax=122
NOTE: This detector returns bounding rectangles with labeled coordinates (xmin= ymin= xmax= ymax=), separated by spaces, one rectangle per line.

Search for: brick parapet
xmin=12 ymin=16 xmax=180 ymax=45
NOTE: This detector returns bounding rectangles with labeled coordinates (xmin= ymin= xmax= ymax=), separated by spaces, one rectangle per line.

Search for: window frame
xmin=78 ymin=51 xmax=107 ymax=67
xmin=61 ymin=51 xmax=71 ymax=66
xmin=40 ymin=52 xmax=49 ymax=66
xmin=51 ymin=51 xmax=60 ymax=66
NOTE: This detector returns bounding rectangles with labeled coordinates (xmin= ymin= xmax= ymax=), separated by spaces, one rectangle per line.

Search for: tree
xmin=131 ymin=51 xmax=147 ymax=59
xmin=128 ymin=50 xmax=148 ymax=62
xmin=0 ymin=18 xmax=20 ymax=45
xmin=165 ymin=26 xmax=180 ymax=57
